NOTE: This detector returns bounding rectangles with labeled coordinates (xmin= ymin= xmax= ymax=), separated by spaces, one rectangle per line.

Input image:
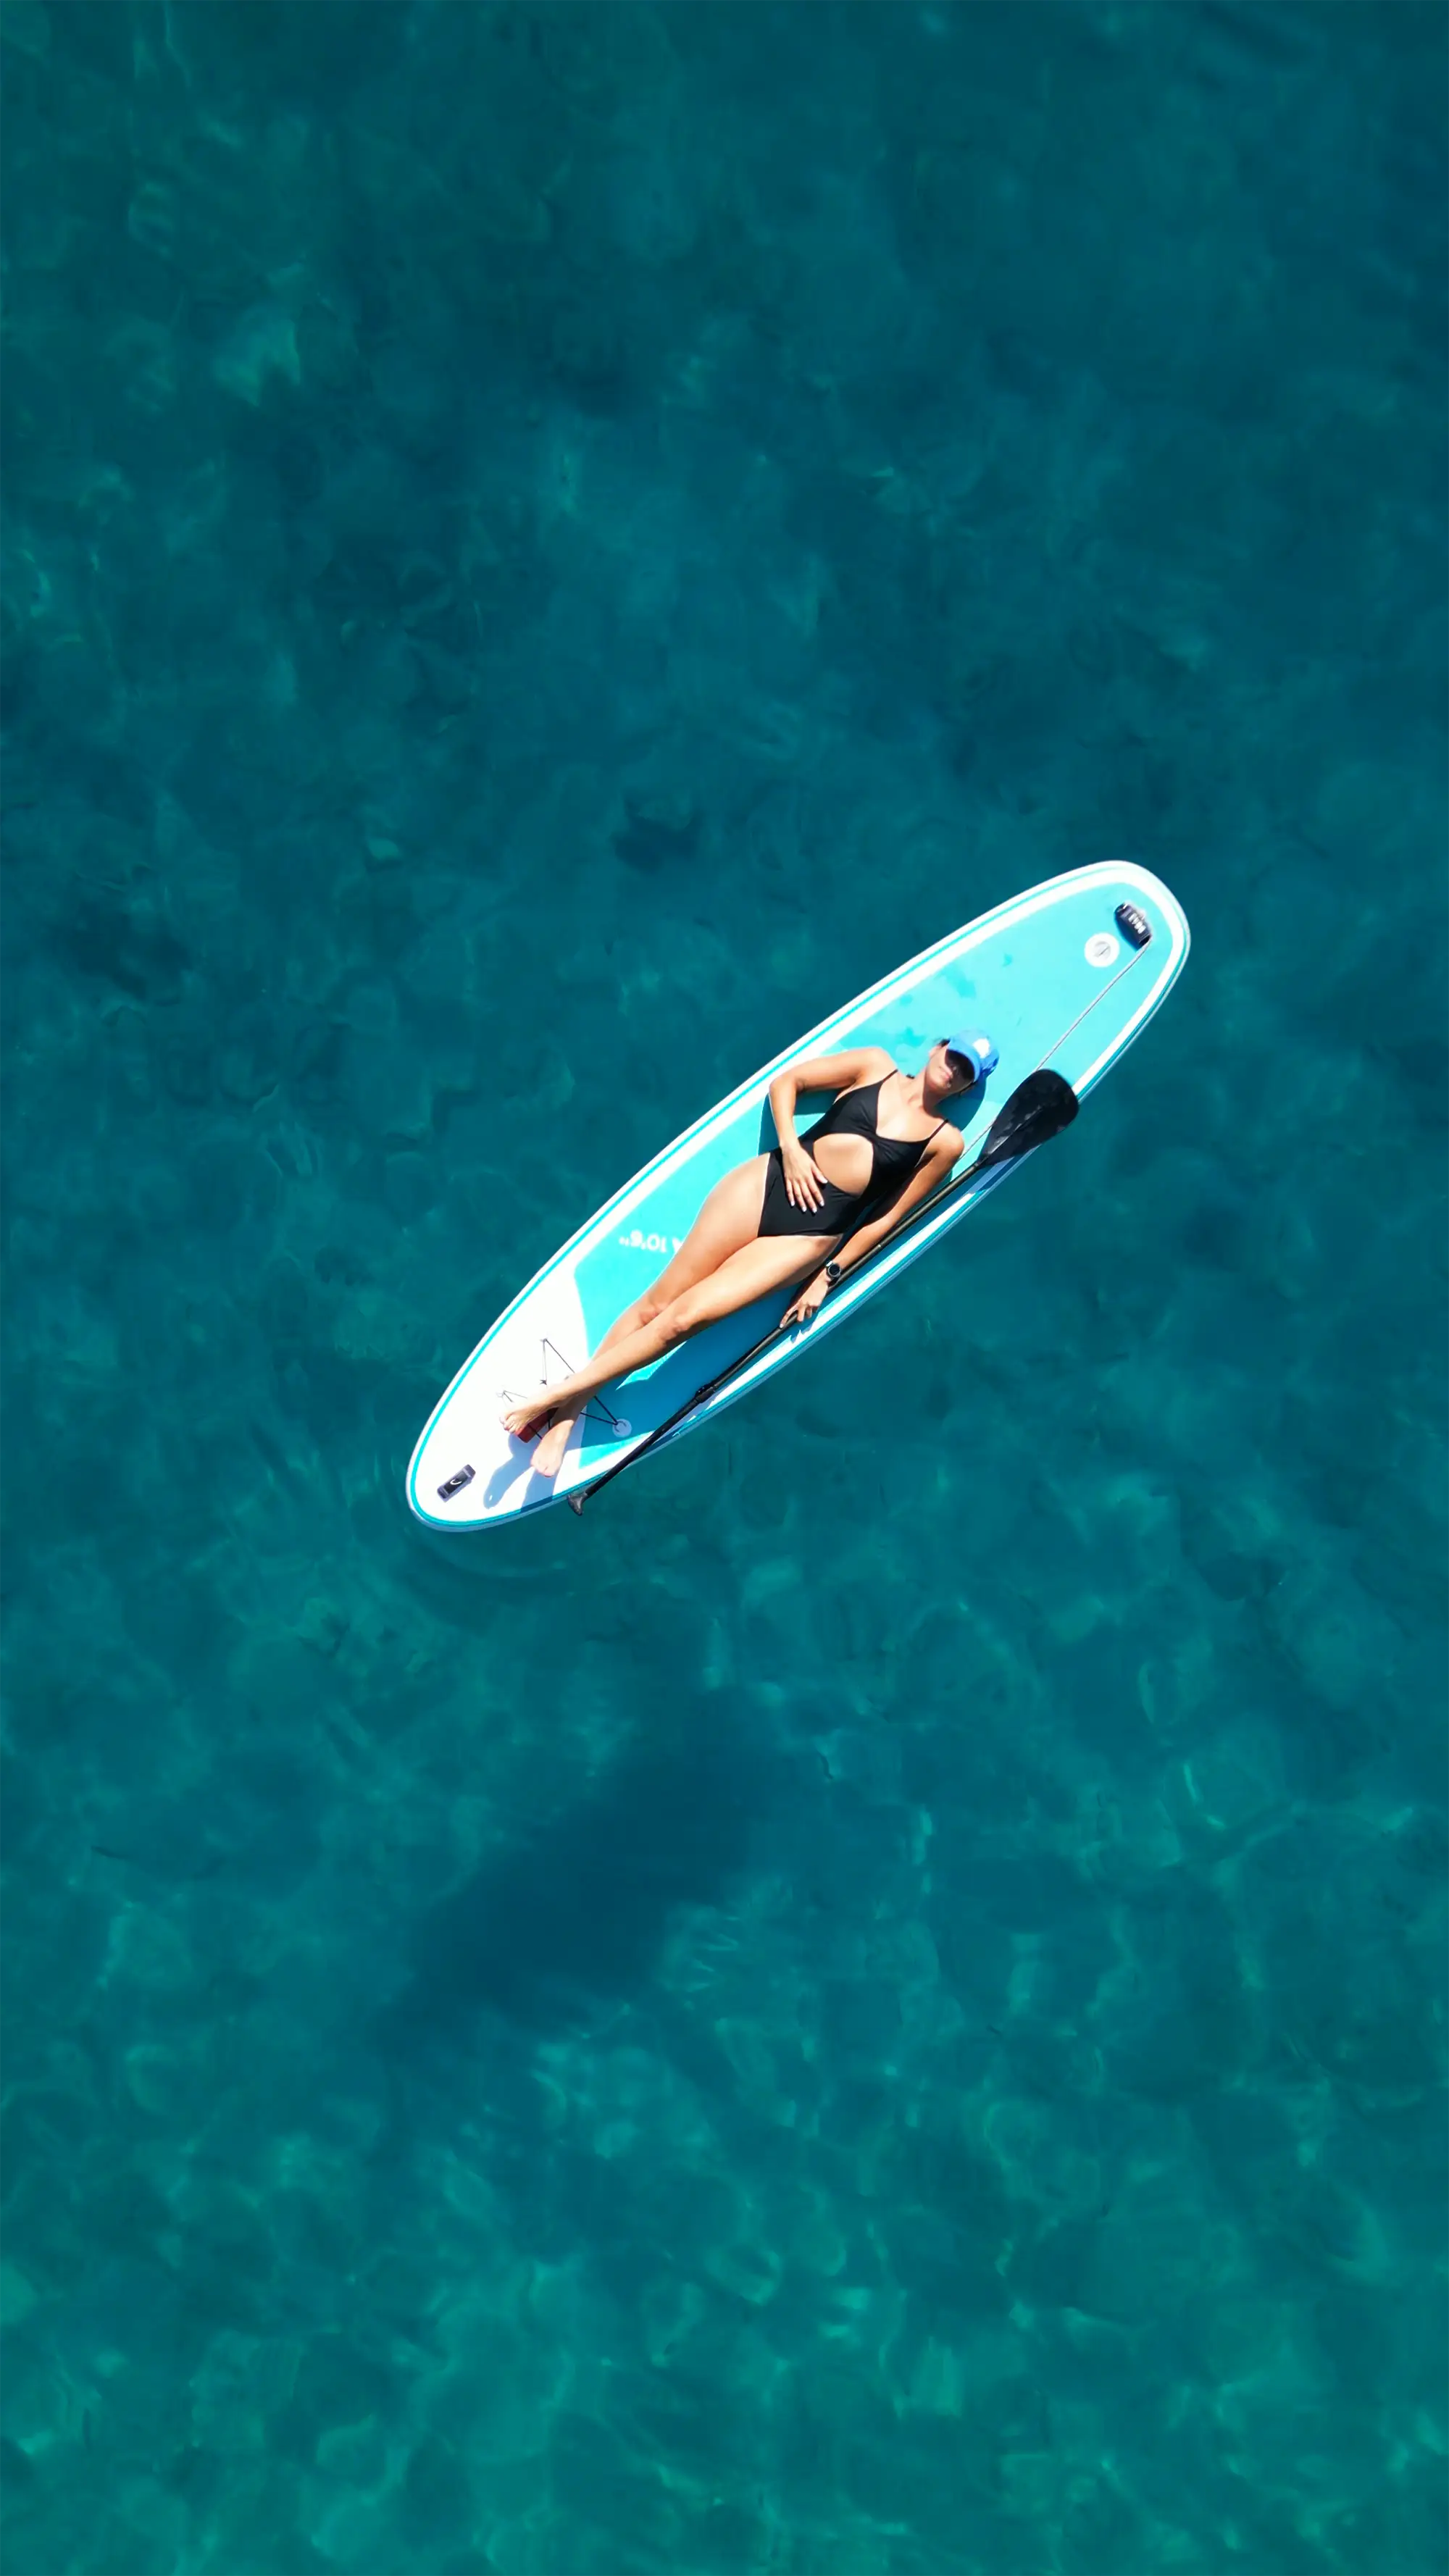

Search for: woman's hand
xmin=781 ymin=1269 xmax=832 ymax=1329
xmin=780 ymin=1140 xmax=826 ymax=1213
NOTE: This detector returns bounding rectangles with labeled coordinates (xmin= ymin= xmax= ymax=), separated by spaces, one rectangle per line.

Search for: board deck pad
xmin=408 ymin=863 xmax=1189 ymax=1528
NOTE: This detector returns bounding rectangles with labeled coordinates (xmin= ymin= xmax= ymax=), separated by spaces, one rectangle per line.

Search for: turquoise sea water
xmin=3 ymin=4 xmax=1445 ymax=2570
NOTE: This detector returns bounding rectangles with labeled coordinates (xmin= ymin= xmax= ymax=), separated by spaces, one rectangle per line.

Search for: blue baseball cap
xmin=944 ymin=1029 xmax=998 ymax=1082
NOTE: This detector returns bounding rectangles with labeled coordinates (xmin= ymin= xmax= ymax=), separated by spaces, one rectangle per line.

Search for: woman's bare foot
xmin=530 ymin=1408 xmax=578 ymax=1477
xmin=501 ymin=1392 xmax=556 ymax=1444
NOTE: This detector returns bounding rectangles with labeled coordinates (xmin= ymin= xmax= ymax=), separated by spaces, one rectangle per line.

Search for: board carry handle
xmin=567 ymin=1069 xmax=1079 ymax=1515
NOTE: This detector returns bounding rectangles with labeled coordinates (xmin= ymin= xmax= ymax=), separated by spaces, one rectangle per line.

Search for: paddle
xmin=566 ymin=1069 xmax=1079 ymax=1515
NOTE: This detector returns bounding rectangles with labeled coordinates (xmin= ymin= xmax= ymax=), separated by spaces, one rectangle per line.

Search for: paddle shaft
xmin=566 ymin=1134 xmax=1006 ymax=1514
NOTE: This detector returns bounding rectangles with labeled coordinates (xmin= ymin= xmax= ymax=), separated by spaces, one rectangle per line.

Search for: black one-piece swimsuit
xmin=757 ymin=1076 xmax=945 ymax=1242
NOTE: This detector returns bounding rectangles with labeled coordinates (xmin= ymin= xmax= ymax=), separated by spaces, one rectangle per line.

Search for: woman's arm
xmin=782 ymin=1129 xmax=966 ymax=1321
xmin=768 ymin=1047 xmax=892 ymax=1216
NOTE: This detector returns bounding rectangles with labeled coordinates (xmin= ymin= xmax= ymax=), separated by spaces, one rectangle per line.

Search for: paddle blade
xmin=976 ymin=1069 xmax=1079 ymax=1167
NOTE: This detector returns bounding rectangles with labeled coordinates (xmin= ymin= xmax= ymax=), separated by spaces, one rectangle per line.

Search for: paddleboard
xmin=408 ymin=861 xmax=1189 ymax=1528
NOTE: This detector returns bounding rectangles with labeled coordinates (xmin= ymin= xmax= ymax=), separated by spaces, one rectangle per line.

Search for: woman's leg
xmin=522 ymin=1155 xmax=773 ymax=1475
xmin=502 ymin=1232 xmax=832 ymax=1443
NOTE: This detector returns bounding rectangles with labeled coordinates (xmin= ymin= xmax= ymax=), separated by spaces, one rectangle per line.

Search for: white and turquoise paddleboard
xmin=408 ymin=861 xmax=1189 ymax=1529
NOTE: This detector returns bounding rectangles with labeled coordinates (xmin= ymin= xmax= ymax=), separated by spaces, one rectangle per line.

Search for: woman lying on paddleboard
xmin=501 ymin=1029 xmax=998 ymax=1477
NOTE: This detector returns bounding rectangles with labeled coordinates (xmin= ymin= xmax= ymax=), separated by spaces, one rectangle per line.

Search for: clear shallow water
xmin=2 ymin=3 xmax=1445 ymax=2569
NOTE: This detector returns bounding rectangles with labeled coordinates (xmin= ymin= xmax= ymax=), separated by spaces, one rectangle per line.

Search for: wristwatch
xmin=824 ymin=1258 xmax=843 ymax=1285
